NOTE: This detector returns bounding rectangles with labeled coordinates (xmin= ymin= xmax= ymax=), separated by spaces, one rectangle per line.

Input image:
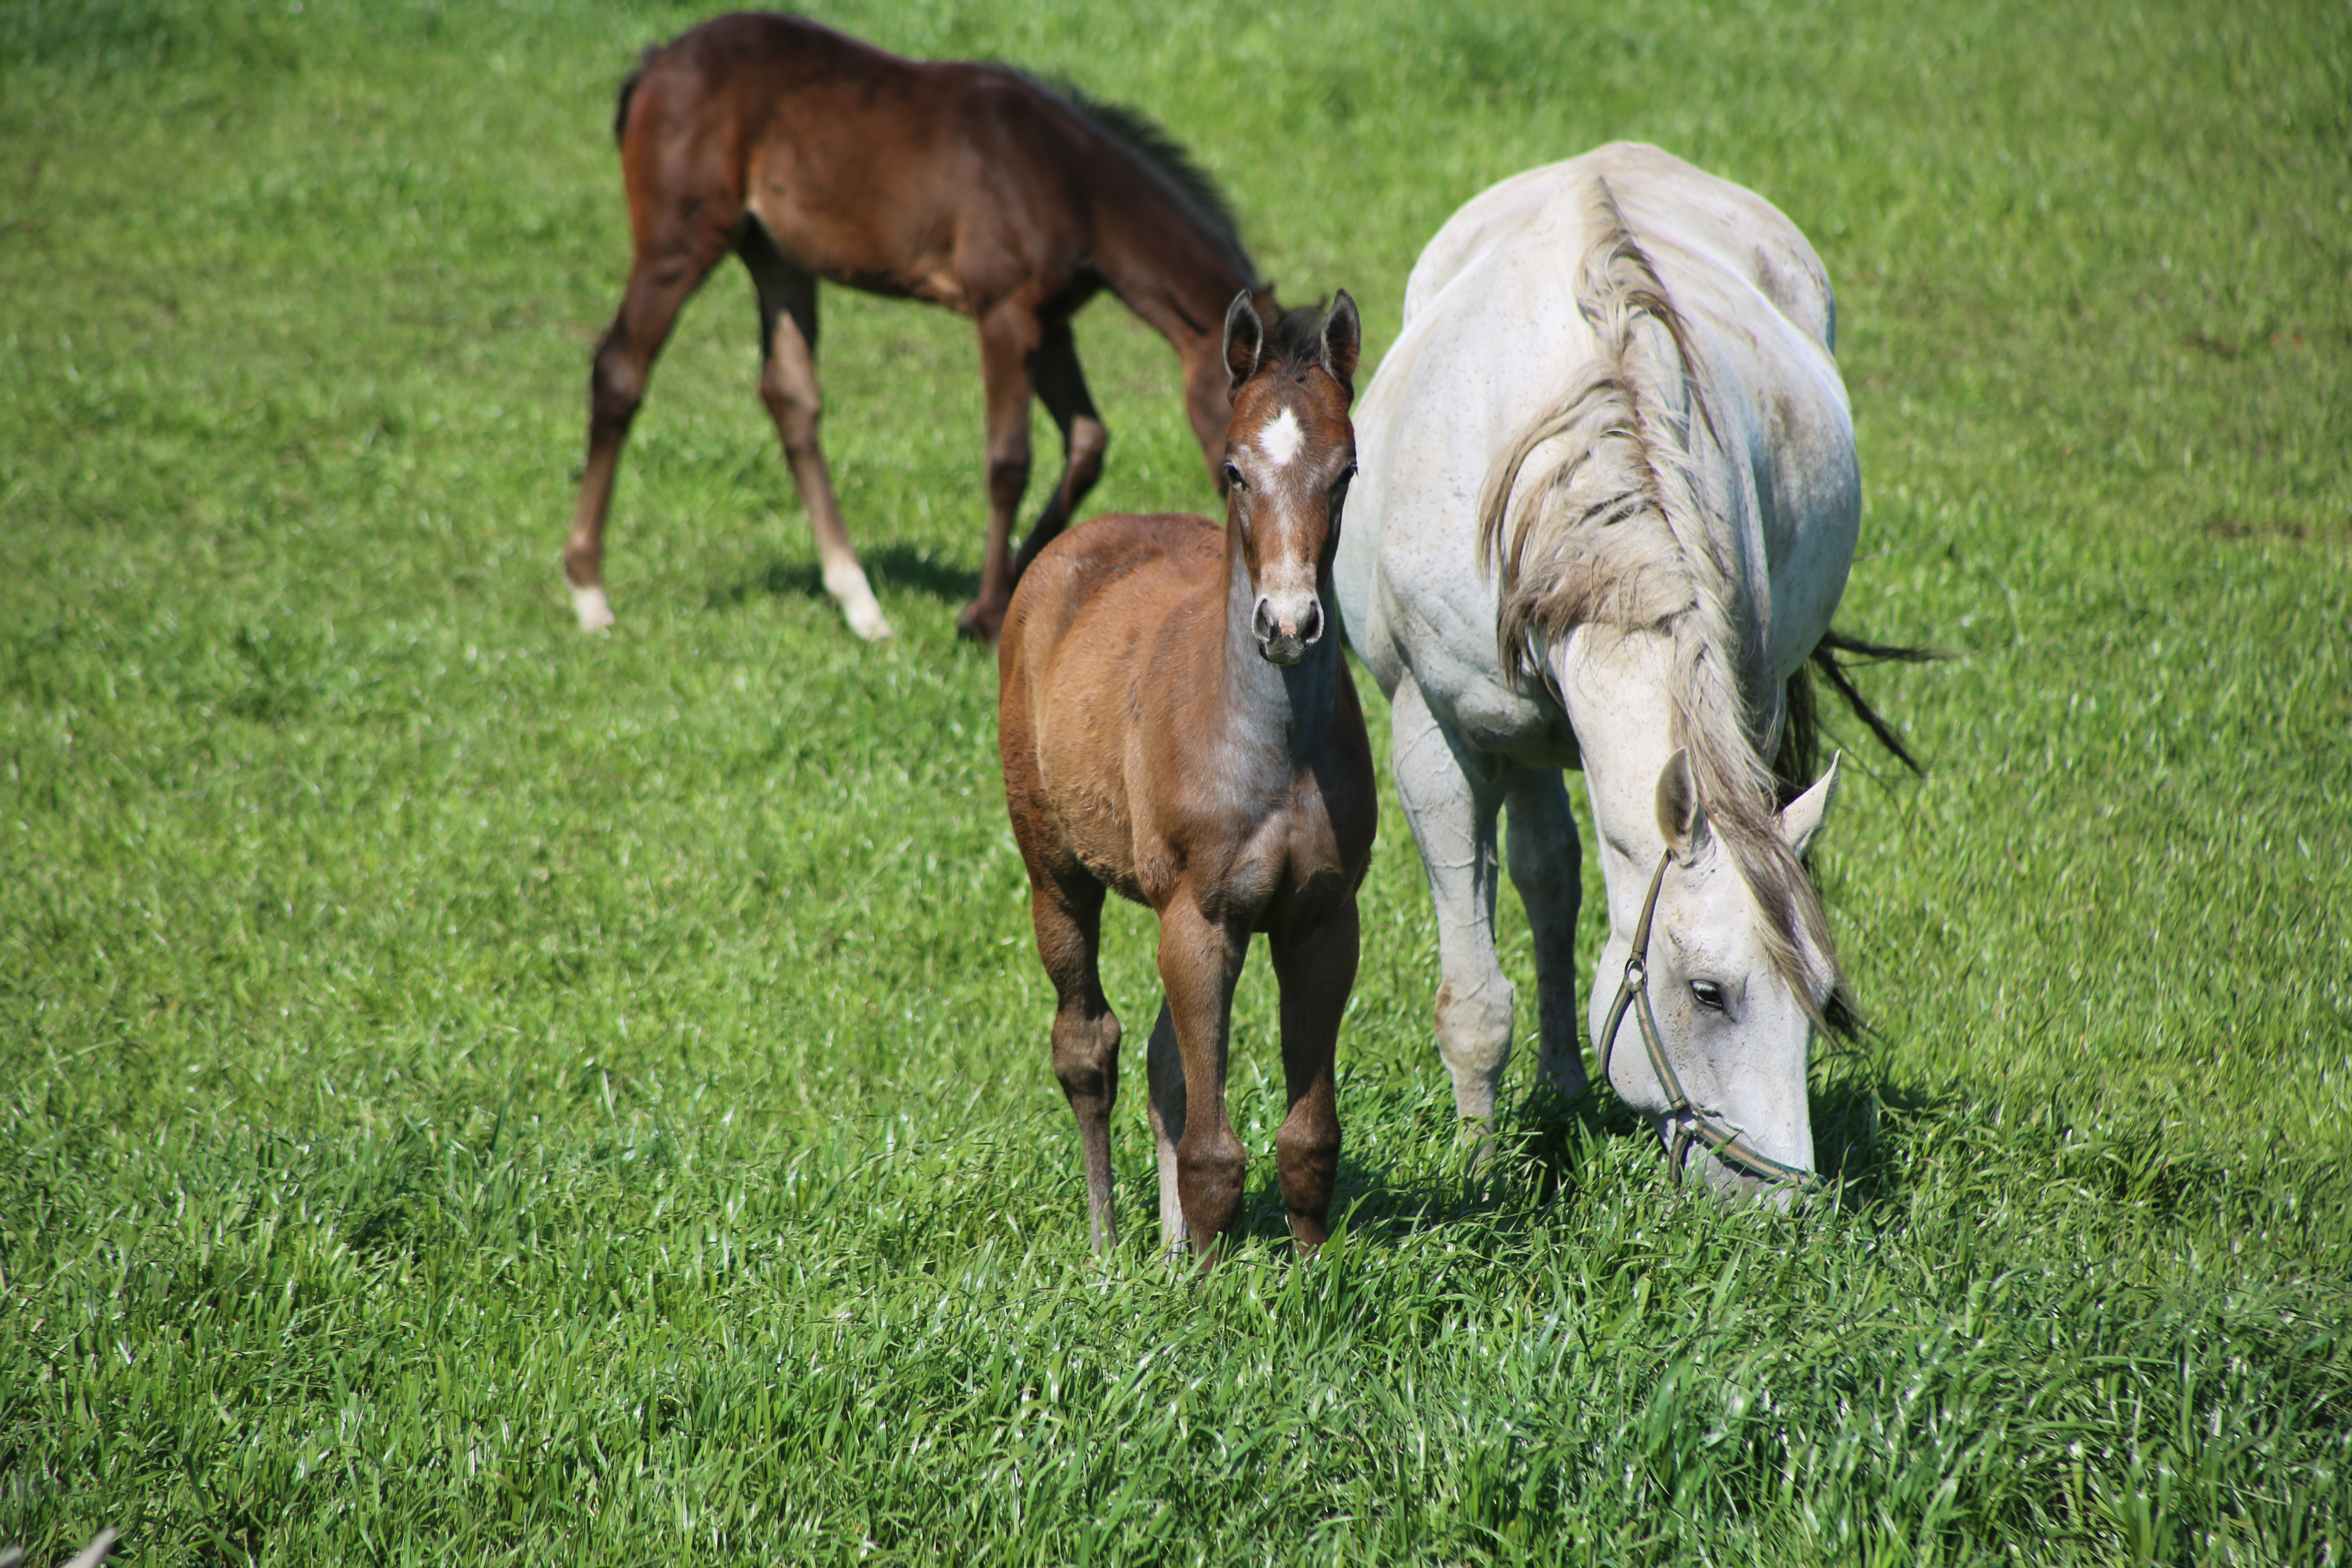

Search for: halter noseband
xmin=1597 ymin=850 xmax=1825 ymax=1194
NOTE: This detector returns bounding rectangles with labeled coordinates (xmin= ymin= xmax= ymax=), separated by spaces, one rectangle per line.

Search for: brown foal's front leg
xmin=960 ymin=303 xmax=1042 ymax=642
xmin=1154 ymin=898 xmax=1249 ymax=1258
xmin=1270 ymin=898 xmax=1359 ymax=1256
xmin=1028 ymin=871 xmax=1122 ymax=1252
xmin=1144 ymin=1000 xmax=1188 ymax=1254
xmin=1009 ymin=320 xmax=1109 ymax=584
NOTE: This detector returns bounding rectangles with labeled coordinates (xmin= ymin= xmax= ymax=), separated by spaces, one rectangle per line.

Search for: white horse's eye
xmin=1690 ymin=980 xmax=1727 ymax=1013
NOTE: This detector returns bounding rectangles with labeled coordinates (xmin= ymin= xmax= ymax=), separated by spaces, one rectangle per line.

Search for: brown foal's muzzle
xmin=1254 ymin=592 xmax=1324 ymax=665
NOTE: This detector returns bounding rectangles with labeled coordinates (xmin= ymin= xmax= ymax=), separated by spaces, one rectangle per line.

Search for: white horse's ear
xmin=1779 ymin=751 xmax=1841 ymax=858
xmin=1654 ymin=747 xmax=1711 ymax=860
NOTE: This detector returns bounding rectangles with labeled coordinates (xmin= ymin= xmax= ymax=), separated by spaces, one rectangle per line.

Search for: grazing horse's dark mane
xmin=1018 ymin=73 xmax=1261 ymax=290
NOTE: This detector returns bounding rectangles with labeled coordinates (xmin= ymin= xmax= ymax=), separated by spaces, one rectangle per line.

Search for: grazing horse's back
xmin=1399 ymin=145 xmax=1835 ymax=349
xmin=620 ymin=17 xmax=1084 ymax=311
xmin=1341 ymin=143 xmax=1858 ymax=720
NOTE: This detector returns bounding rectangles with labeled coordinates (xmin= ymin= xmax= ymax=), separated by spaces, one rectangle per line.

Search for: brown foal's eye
xmin=1223 ymin=461 xmax=1247 ymax=491
xmin=1690 ymin=980 xmax=1727 ymax=1013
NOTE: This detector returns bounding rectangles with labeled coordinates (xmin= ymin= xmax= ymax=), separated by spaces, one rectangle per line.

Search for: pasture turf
xmin=3 ymin=0 xmax=2348 ymax=1562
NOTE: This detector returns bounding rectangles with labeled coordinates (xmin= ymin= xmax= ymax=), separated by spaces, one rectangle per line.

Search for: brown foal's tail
xmin=613 ymin=43 xmax=666 ymax=143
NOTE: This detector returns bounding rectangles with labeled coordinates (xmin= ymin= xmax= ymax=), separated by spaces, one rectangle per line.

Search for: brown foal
xmin=565 ymin=12 xmax=1267 ymax=643
xmin=999 ymin=292 xmax=1375 ymax=1261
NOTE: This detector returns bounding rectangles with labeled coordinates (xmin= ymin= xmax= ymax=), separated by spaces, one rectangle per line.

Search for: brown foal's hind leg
xmin=957 ymin=302 xmax=1042 ymax=642
xmin=1270 ymin=899 xmax=1359 ymax=1257
xmin=1029 ymin=870 xmax=1122 ymax=1252
xmin=738 ymin=225 xmax=891 ymax=641
xmin=1009 ymin=319 xmax=1109 ymax=584
xmin=1144 ymin=999 xmax=1187 ymax=1254
xmin=1155 ymin=899 xmax=1249 ymax=1259
xmin=565 ymin=236 xmax=731 ymax=631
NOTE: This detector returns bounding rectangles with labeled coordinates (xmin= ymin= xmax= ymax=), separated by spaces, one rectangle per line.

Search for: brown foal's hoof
xmin=956 ymin=597 xmax=1007 ymax=644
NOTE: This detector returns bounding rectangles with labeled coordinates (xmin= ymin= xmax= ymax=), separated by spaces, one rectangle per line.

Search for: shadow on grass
xmin=1229 ymin=1065 xmax=1938 ymax=1247
xmin=705 ymin=545 xmax=978 ymax=614
xmin=1225 ymin=1093 xmax=1639 ymax=1249
xmin=1807 ymin=1065 xmax=1945 ymax=1206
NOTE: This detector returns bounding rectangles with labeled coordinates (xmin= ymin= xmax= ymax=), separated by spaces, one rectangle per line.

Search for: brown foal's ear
xmin=1223 ymin=290 xmax=1264 ymax=389
xmin=1319 ymin=290 xmax=1361 ymax=398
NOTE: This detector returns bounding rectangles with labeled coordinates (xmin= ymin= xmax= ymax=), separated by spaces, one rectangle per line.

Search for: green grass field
xmin=4 ymin=0 xmax=2349 ymax=1561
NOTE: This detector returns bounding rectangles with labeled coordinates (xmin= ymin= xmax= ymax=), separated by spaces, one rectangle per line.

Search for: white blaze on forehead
xmin=1256 ymin=406 xmax=1304 ymax=469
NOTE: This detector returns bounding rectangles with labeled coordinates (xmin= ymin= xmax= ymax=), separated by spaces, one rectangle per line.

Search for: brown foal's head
xmin=1219 ymin=290 xmax=1361 ymax=666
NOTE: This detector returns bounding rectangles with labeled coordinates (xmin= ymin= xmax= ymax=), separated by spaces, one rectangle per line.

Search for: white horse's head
xmin=1588 ymin=747 xmax=1842 ymax=1204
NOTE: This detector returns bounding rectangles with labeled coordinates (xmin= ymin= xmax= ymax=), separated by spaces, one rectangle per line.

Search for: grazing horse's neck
xmin=1557 ymin=629 xmax=1686 ymax=922
xmin=1092 ymin=186 xmax=1256 ymax=347
xmin=1218 ymin=528 xmax=1343 ymax=747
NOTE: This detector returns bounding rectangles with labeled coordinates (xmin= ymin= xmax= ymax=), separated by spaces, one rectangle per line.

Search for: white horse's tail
xmin=1782 ymin=628 xmax=1938 ymax=791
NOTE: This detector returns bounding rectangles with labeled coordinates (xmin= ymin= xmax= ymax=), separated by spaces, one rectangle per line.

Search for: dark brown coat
xmin=562 ymin=12 xmax=1267 ymax=641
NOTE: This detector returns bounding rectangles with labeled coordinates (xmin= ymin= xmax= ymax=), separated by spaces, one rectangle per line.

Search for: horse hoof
xmin=956 ymin=602 xmax=1005 ymax=644
xmin=824 ymin=562 xmax=894 ymax=642
xmin=570 ymin=584 xmax=616 ymax=633
xmin=1531 ymin=1057 xmax=1592 ymax=1105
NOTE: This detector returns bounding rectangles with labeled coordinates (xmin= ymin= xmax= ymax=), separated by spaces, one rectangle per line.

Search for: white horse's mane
xmin=1477 ymin=176 xmax=1840 ymax=1011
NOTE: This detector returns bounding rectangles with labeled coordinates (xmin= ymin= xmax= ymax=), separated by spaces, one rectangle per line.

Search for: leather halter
xmin=1597 ymin=850 xmax=1824 ymax=1193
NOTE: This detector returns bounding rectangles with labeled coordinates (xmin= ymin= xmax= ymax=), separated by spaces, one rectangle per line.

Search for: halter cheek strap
xmin=1597 ymin=851 xmax=1824 ymax=1193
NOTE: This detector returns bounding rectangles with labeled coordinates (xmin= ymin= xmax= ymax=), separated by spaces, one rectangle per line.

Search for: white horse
xmin=1337 ymin=144 xmax=1910 ymax=1196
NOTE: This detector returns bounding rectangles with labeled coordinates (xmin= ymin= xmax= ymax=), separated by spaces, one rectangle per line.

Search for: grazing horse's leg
xmin=738 ymin=228 xmax=892 ymax=642
xmin=1008 ymin=320 xmax=1109 ymax=583
xmin=1144 ymin=1000 xmax=1188 ymax=1254
xmin=565 ymin=231 xmax=733 ymax=632
xmin=1270 ymin=900 xmax=1358 ymax=1256
xmin=1155 ymin=898 xmax=1249 ymax=1257
xmin=1029 ymin=869 xmax=1122 ymax=1252
xmin=957 ymin=303 xmax=1043 ymax=642
xmin=1391 ymin=673 xmax=1517 ymax=1124
xmin=1504 ymin=767 xmax=1588 ymax=1102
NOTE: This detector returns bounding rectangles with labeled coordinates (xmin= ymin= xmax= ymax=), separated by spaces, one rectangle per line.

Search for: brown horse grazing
xmin=564 ymin=11 xmax=1269 ymax=644
xmin=999 ymin=291 xmax=1376 ymax=1261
